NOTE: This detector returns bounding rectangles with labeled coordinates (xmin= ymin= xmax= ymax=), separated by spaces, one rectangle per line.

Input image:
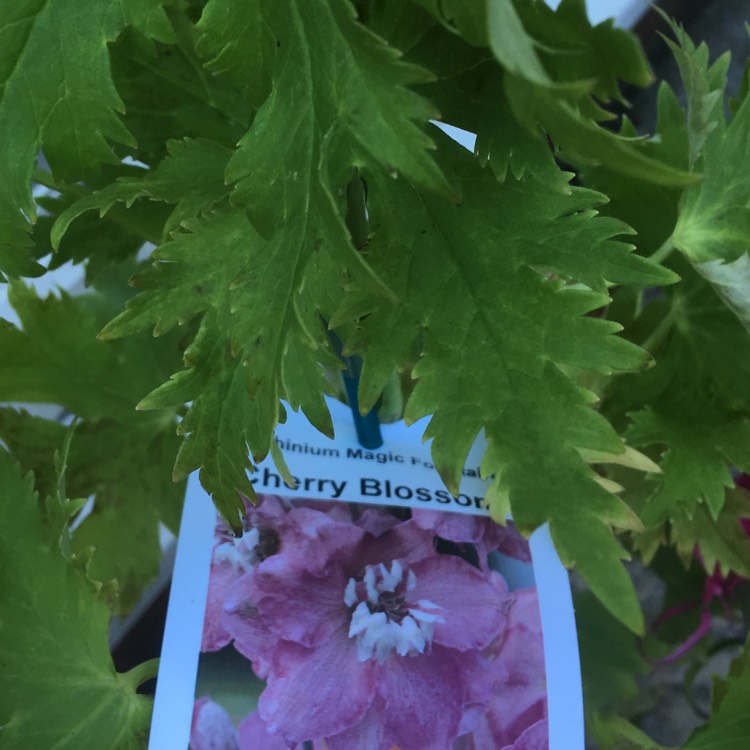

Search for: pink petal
xmin=500 ymin=718 xmax=549 ymax=750
xmin=357 ymin=518 xmax=437 ymax=568
xmin=202 ymin=562 xmax=237 ymax=652
xmin=482 ymin=589 xmax=548 ymax=748
xmin=252 ymin=555 xmax=349 ymax=647
xmin=411 ymin=555 xmax=510 ymax=651
xmin=282 ymin=506 xmax=366 ymax=572
xmin=259 ymin=627 xmax=376 ymax=743
xmin=325 ymin=695 xmax=389 ymax=750
xmin=291 ymin=497 xmax=352 ymax=522
xmin=355 ymin=507 xmax=401 ymax=537
xmin=412 ymin=510 xmax=531 ymax=566
xmin=378 ymin=645 xmax=466 ymax=750
xmin=237 ymin=711 xmax=288 ymax=750
xmin=222 ymin=573 xmax=278 ymax=679
xmin=411 ymin=509 xmax=489 ymax=544
xmin=191 ymin=697 xmax=239 ymax=750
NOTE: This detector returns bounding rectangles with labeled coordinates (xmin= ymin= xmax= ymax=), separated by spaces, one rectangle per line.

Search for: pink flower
xmin=190 ymin=698 xmax=291 ymax=750
xmin=203 ymin=495 xmax=364 ymax=652
xmin=411 ymin=509 xmax=531 ymax=568
xmin=191 ymin=697 xmax=239 ymax=750
xmin=201 ymin=495 xmax=289 ymax=652
xmin=225 ymin=518 xmax=512 ymax=749
xmin=500 ymin=718 xmax=549 ymax=750
xmin=457 ymin=588 xmax=548 ymax=749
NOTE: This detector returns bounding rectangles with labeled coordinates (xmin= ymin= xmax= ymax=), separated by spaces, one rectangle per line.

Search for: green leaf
xmin=0 ymin=0 xmax=173 ymax=278
xmin=32 ymin=187 xmax=167 ymax=284
xmin=53 ymin=137 xmax=233 ymax=246
xmin=671 ymin=91 xmax=750 ymax=330
xmin=656 ymin=11 xmax=729 ymax=168
xmin=101 ymin=210 xmax=338 ymax=530
xmin=609 ymin=264 xmax=750 ymax=530
xmin=689 ymin=254 xmax=750 ymax=335
xmin=486 ymin=0 xmax=551 ymax=86
xmin=680 ymin=634 xmax=750 ymax=750
xmin=109 ymin=20 xmax=250 ymax=166
xmin=195 ymin=0 xmax=274 ymax=108
xmin=513 ymin=0 xmax=654 ymax=100
xmin=226 ymin=0 xmax=452 ymax=237
xmin=670 ymin=488 xmax=750 ymax=579
xmin=0 ymin=282 xmax=159 ymax=420
xmin=339 ymin=134 xmax=670 ymax=630
xmin=579 ymin=82 xmax=689 ymax=258
xmin=505 ymin=73 xmax=698 ymax=189
xmin=671 ymin=97 xmax=750 ymax=266
xmin=592 ymin=714 xmax=667 ymax=750
xmin=0 ymin=279 xmax=185 ymax=610
xmin=406 ymin=0 xmax=488 ymax=47
xmin=628 ymin=407 xmax=748 ymax=524
xmin=0 ymin=409 xmax=184 ymax=612
xmin=0 ymin=448 xmax=153 ymax=749
xmin=575 ymin=590 xmax=649 ymax=715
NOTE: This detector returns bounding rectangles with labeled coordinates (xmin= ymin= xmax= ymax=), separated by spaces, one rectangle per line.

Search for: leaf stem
xmin=649 ymin=236 xmax=676 ymax=265
xmin=639 ymin=308 xmax=676 ymax=354
xmin=121 ymin=657 xmax=160 ymax=689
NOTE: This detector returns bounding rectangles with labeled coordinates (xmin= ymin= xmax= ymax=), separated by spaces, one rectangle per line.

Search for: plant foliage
xmin=1 ymin=0 xmax=750 ymax=747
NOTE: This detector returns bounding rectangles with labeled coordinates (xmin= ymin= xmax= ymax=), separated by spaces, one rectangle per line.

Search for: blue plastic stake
xmin=329 ymin=332 xmax=383 ymax=449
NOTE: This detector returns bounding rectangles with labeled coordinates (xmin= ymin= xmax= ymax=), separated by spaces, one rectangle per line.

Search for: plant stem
xmin=639 ymin=308 xmax=676 ymax=354
xmin=649 ymin=236 xmax=676 ymax=265
xmin=121 ymin=657 xmax=160 ymax=689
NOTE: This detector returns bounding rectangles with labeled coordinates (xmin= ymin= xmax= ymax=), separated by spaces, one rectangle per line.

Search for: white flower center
xmin=345 ymin=560 xmax=444 ymax=664
xmin=213 ymin=527 xmax=261 ymax=572
xmin=213 ymin=525 xmax=281 ymax=572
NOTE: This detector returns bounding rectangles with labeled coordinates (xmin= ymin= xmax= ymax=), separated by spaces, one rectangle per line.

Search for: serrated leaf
xmin=32 ymin=190 xmax=166 ymax=283
xmin=628 ymin=408 xmax=748 ymax=524
xmin=405 ymin=0 xmax=694 ymax=188
xmin=0 ymin=449 xmax=153 ymax=749
xmin=514 ymin=0 xmax=654 ymax=101
xmin=670 ymin=488 xmax=750 ymax=579
xmin=226 ymin=0 xmax=452 ymax=238
xmin=505 ymin=73 xmax=698 ymax=189
xmin=610 ymin=264 xmax=750 ymax=529
xmin=0 ymin=279 xmax=185 ymax=611
xmin=103 ymin=209 xmax=338 ymax=530
xmin=53 ymin=137 xmax=233 ymax=246
xmin=671 ymin=90 xmax=750 ymax=265
xmin=109 ymin=20 xmax=250 ymax=166
xmin=656 ymin=11 xmax=729 ymax=168
xmin=0 ymin=0 xmax=173 ymax=277
xmin=579 ymin=81 xmax=689 ymax=258
xmin=0 ymin=282 xmax=161 ymax=421
xmin=195 ymin=0 xmax=274 ymax=108
xmin=339 ymin=134 xmax=664 ymax=630
xmin=487 ymin=0 xmax=551 ymax=86
xmin=670 ymin=87 xmax=750 ymax=334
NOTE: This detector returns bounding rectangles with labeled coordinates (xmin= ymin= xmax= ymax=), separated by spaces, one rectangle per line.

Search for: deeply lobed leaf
xmin=335 ymin=134 xmax=676 ymax=630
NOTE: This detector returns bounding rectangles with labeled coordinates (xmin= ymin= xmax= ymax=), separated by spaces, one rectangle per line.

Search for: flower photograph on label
xmin=190 ymin=496 xmax=548 ymax=750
